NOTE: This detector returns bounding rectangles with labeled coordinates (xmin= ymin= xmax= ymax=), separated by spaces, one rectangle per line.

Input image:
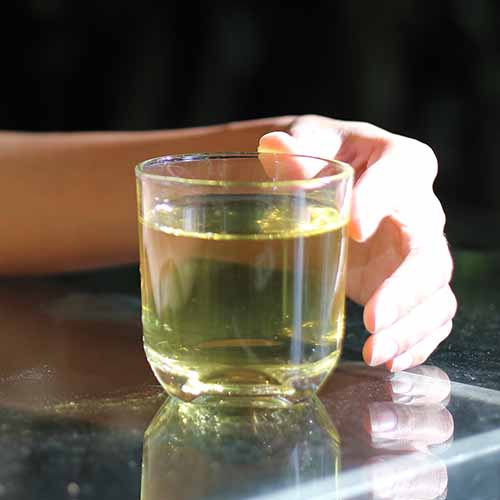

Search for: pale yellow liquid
xmin=139 ymin=193 xmax=348 ymax=404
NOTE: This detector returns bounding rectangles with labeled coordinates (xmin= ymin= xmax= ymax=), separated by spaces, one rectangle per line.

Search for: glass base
xmin=145 ymin=346 xmax=340 ymax=408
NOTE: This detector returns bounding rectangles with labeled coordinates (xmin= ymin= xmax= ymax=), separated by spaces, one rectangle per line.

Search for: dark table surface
xmin=1 ymin=248 xmax=499 ymax=500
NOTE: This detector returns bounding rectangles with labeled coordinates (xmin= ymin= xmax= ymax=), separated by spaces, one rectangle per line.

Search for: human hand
xmin=258 ymin=115 xmax=457 ymax=371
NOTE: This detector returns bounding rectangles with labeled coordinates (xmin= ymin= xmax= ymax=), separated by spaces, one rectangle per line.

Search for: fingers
xmin=362 ymin=230 xmax=455 ymax=370
xmin=387 ymin=321 xmax=454 ymax=372
xmin=352 ymin=135 xmax=454 ymax=370
xmin=363 ymin=236 xmax=453 ymax=333
xmin=362 ymin=286 xmax=456 ymax=369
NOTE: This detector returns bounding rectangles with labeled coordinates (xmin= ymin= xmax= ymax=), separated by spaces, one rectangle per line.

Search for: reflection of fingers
xmin=367 ymin=402 xmax=454 ymax=449
xmin=363 ymin=286 xmax=456 ymax=367
xmin=364 ymin=238 xmax=454 ymax=334
xmin=387 ymin=321 xmax=454 ymax=372
xmin=369 ymin=452 xmax=448 ymax=500
xmin=389 ymin=366 xmax=451 ymax=405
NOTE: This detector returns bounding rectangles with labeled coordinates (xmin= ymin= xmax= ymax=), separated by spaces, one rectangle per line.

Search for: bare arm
xmin=0 ymin=117 xmax=295 ymax=275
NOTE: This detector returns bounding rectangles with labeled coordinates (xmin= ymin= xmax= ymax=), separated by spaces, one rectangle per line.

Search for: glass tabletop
xmin=0 ymin=249 xmax=499 ymax=500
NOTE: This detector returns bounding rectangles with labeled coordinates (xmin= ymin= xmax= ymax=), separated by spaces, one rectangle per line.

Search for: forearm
xmin=0 ymin=116 xmax=295 ymax=275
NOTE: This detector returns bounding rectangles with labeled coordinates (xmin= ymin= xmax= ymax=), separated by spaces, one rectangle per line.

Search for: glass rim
xmin=135 ymin=152 xmax=353 ymax=188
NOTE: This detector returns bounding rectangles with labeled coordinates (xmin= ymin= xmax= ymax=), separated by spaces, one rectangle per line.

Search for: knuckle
xmin=302 ymin=113 xmax=322 ymax=120
xmin=359 ymin=122 xmax=393 ymax=143
xmin=437 ymin=286 xmax=457 ymax=321
xmin=409 ymin=320 xmax=454 ymax=368
xmin=430 ymin=240 xmax=453 ymax=285
xmin=355 ymin=120 xmax=380 ymax=133
xmin=447 ymin=290 xmax=458 ymax=319
xmin=439 ymin=253 xmax=453 ymax=285
xmin=291 ymin=114 xmax=337 ymax=137
xmin=295 ymin=114 xmax=326 ymax=127
xmin=412 ymin=348 xmax=431 ymax=367
xmin=419 ymin=142 xmax=439 ymax=179
xmin=441 ymin=247 xmax=454 ymax=283
xmin=289 ymin=114 xmax=317 ymax=132
xmin=393 ymin=333 xmax=408 ymax=354
xmin=404 ymin=139 xmax=439 ymax=181
xmin=438 ymin=320 xmax=454 ymax=342
xmin=430 ymin=194 xmax=447 ymax=230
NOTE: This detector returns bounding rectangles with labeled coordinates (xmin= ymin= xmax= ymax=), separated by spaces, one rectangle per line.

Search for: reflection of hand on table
xmin=388 ymin=366 xmax=452 ymax=406
xmin=320 ymin=363 xmax=453 ymax=499
xmin=365 ymin=366 xmax=453 ymax=499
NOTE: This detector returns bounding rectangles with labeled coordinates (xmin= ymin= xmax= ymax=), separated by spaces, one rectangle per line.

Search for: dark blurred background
xmin=1 ymin=0 xmax=499 ymax=249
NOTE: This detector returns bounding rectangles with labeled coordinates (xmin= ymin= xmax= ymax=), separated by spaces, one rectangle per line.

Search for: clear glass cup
xmin=136 ymin=152 xmax=353 ymax=407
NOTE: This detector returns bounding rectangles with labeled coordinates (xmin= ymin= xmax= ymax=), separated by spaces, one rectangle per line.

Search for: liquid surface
xmin=139 ymin=193 xmax=348 ymax=401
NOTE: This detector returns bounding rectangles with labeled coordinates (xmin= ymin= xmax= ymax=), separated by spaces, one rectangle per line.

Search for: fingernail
xmin=348 ymin=217 xmax=365 ymax=242
xmin=370 ymin=338 xmax=399 ymax=366
xmin=368 ymin=403 xmax=398 ymax=432
xmin=374 ymin=303 xmax=399 ymax=332
xmin=390 ymin=352 xmax=414 ymax=372
xmin=391 ymin=394 xmax=415 ymax=404
xmin=390 ymin=373 xmax=413 ymax=394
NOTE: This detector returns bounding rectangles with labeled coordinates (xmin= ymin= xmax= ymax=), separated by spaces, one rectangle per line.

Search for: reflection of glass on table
xmin=141 ymin=395 xmax=340 ymax=500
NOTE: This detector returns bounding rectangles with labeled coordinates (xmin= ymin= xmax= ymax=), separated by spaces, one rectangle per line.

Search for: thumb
xmin=258 ymin=131 xmax=335 ymax=179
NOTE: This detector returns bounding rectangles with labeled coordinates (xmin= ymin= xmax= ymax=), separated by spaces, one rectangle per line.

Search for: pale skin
xmin=0 ymin=115 xmax=456 ymax=371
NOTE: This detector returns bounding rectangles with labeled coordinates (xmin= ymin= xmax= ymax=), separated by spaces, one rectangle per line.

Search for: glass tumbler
xmin=136 ymin=152 xmax=353 ymax=406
